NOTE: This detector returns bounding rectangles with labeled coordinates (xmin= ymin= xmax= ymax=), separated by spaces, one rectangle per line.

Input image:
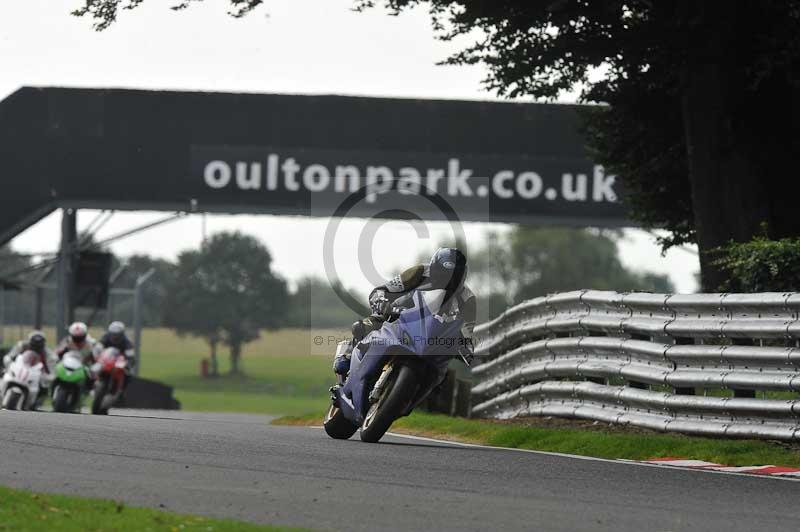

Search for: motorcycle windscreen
xmin=62 ymin=352 xmax=83 ymax=370
xmin=396 ymin=289 xmax=465 ymax=357
xmin=20 ymin=351 xmax=42 ymax=368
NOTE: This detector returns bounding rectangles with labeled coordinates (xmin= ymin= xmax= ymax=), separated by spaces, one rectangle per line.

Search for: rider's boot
xmin=332 ymin=340 xmax=353 ymax=379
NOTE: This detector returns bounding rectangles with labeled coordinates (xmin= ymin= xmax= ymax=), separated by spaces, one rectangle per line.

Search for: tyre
xmin=91 ymin=380 xmax=109 ymax=415
xmin=3 ymin=388 xmax=23 ymax=410
xmin=323 ymin=403 xmax=358 ymax=440
xmin=360 ymin=363 xmax=419 ymax=443
xmin=52 ymin=385 xmax=72 ymax=413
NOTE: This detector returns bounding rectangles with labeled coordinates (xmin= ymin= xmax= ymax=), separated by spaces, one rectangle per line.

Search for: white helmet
xmin=68 ymin=322 xmax=88 ymax=343
xmin=107 ymin=321 xmax=126 ymax=346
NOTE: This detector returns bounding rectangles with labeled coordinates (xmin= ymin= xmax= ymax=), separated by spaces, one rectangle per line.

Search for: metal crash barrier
xmin=471 ymin=291 xmax=800 ymax=440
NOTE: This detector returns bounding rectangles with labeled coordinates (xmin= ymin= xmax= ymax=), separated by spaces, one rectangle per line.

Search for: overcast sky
xmin=1 ymin=0 xmax=699 ymax=292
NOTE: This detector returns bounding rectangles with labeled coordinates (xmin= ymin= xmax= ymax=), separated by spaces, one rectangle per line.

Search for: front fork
xmin=368 ymin=362 xmax=394 ymax=404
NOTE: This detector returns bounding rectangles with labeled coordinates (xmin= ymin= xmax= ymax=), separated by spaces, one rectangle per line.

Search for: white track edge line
xmin=302 ymin=426 xmax=799 ymax=483
xmin=384 ymin=431 xmax=800 ymax=483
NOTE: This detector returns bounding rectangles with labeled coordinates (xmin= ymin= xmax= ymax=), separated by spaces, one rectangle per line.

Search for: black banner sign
xmin=0 ymin=87 xmax=632 ymax=246
xmin=190 ymin=146 xmax=624 ymax=224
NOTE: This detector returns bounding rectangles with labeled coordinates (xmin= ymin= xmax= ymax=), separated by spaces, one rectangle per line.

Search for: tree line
xmin=428 ymin=228 xmax=673 ymax=323
xmin=0 ymin=232 xmax=367 ymax=375
xmin=71 ymin=0 xmax=800 ymax=291
xmin=1 ymin=227 xmax=672 ymax=373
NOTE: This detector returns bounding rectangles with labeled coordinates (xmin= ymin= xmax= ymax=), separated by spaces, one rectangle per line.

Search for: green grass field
xmin=0 ymin=486 xmax=308 ymax=532
xmin=138 ymin=328 xmax=345 ymax=416
xmin=276 ymin=410 xmax=800 ymax=468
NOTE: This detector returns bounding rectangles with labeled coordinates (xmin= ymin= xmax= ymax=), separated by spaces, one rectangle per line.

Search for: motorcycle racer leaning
xmin=93 ymin=321 xmax=136 ymax=392
xmin=3 ymin=330 xmax=56 ymax=405
xmin=334 ymin=247 xmax=476 ymax=378
xmin=93 ymin=321 xmax=135 ymax=363
xmin=55 ymin=322 xmax=97 ymax=365
xmin=3 ymin=330 xmax=55 ymax=374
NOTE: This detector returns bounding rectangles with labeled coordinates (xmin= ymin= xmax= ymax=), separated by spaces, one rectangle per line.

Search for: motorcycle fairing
xmin=55 ymin=352 xmax=88 ymax=384
xmin=335 ymin=289 xmax=464 ymax=425
xmin=1 ymin=353 xmax=44 ymax=409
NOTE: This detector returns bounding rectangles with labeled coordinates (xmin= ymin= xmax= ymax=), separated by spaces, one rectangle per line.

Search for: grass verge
xmin=274 ymin=410 xmax=800 ymax=468
xmin=138 ymin=328 xmax=342 ymax=415
xmin=0 ymin=486 xmax=308 ymax=532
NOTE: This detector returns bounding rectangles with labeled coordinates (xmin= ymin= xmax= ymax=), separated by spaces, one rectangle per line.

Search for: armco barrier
xmin=470 ymin=291 xmax=800 ymax=440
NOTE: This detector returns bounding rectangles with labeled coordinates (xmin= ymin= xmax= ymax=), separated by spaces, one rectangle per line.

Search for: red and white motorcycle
xmin=90 ymin=347 xmax=129 ymax=415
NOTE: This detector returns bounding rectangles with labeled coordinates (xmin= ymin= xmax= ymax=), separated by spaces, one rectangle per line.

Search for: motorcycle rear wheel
xmin=323 ymin=404 xmax=358 ymax=440
xmin=360 ymin=363 xmax=419 ymax=443
xmin=91 ymin=380 xmax=109 ymax=415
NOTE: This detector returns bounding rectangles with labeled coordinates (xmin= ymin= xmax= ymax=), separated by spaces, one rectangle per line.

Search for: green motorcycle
xmin=51 ymin=350 xmax=90 ymax=413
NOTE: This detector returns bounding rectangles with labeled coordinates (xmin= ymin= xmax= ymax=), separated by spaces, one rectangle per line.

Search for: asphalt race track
xmin=0 ymin=409 xmax=798 ymax=531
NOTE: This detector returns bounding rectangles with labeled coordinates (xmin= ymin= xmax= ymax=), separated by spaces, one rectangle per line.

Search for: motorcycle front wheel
xmin=360 ymin=363 xmax=419 ymax=443
xmin=52 ymin=384 xmax=75 ymax=413
xmin=2 ymin=388 xmax=24 ymax=410
xmin=91 ymin=380 xmax=109 ymax=415
xmin=323 ymin=404 xmax=358 ymax=440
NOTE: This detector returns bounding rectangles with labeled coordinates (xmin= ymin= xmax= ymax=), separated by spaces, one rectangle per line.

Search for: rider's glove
xmin=369 ymin=290 xmax=390 ymax=317
xmin=351 ymin=320 xmax=368 ymax=342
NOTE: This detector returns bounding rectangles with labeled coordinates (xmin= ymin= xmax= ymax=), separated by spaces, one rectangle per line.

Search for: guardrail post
xmin=672 ymin=336 xmax=696 ymax=395
xmin=455 ymin=378 xmax=472 ymax=417
xmin=731 ymin=337 xmax=756 ymax=398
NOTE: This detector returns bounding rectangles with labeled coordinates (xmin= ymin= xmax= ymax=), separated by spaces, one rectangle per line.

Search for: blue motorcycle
xmin=324 ymin=288 xmax=469 ymax=443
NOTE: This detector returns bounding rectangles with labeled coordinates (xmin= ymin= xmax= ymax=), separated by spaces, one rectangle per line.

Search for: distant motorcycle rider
xmin=3 ymin=330 xmax=56 ymax=407
xmin=55 ymin=322 xmax=97 ymax=365
xmin=334 ymin=247 xmax=476 ymax=377
xmin=94 ymin=321 xmax=135 ymax=367
xmin=3 ymin=330 xmax=55 ymax=375
xmin=94 ymin=321 xmax=136 ymax=391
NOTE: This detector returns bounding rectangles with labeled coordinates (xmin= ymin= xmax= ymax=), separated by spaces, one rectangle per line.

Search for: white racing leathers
xmin=56 ymin=336 xmax=97 ymax=365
